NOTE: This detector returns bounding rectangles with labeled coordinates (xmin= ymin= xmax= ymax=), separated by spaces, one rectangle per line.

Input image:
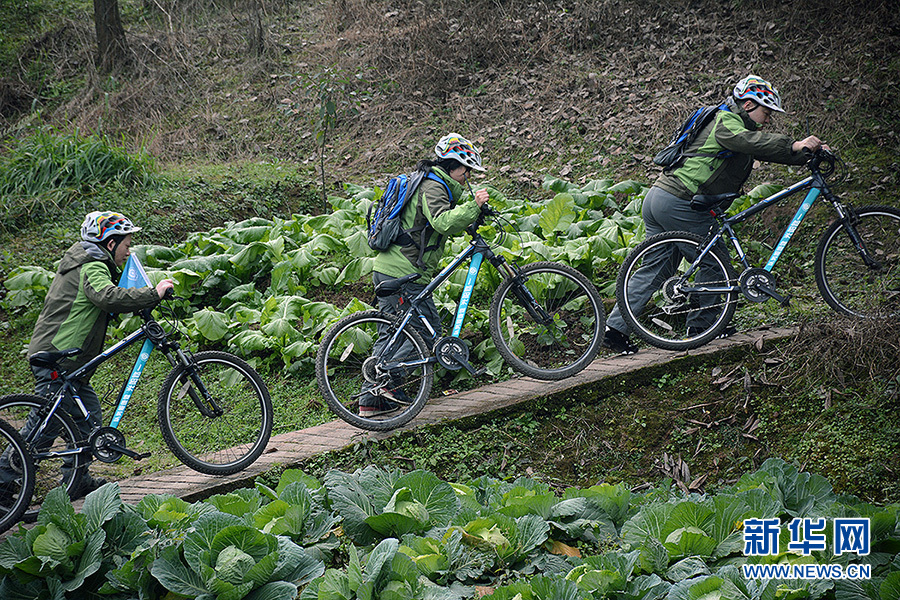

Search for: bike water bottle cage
xmin=28 ymin=348 xmax=83 ymax=370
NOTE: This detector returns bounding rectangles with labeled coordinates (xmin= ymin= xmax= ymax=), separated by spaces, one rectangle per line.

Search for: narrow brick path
xmin=98 ymin=327 xmax=795 ymax=506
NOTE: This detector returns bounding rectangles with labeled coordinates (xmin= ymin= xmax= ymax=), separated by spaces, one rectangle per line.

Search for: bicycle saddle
xmin=374 ymin=273 xmax=422 ymax=297
xmin=28 ymin=348 xmax=83 ymax=369
xmin=690 ymin=192 xmax=739 ymax=212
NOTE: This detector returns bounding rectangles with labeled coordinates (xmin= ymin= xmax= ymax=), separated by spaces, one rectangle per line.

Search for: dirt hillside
xmin=2 ymin=0 xmax=898 ymax=197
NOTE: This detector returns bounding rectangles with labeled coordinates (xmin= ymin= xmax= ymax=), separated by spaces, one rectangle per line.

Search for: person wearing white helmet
xmin=601 ymin=75 xmax=826 ymax=354
xmin=361 ymin=133 xmax=490 ymax=417
xmin=0 ymin=211 xmax=174 ymax=502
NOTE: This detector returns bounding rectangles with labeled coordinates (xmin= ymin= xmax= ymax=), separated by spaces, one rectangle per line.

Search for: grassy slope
xmin=0 ymin=0 xmax=898 ymax=500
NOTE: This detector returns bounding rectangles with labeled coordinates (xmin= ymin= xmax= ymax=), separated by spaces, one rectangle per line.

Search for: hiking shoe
xmin=69 ymin=474 xmax=108 ymax=500
xmin=380 ymin=386 xmax=414 ymax=405
xmin=687 ymin=326 xmax=738 ymax=339
xmin=359 ymin=399 xmax=401 ymax=418
xmin=601 ymin=327 xmax=638 ymax=355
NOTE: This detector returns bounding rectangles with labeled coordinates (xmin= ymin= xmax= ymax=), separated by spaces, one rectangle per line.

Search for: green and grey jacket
xmin=372 ymin=167 xmax=481 ymax=279
xmin=28 ymin=241 xmax=160 ymax=372
xmin=655 ymin=97 xmax=808 ymax=201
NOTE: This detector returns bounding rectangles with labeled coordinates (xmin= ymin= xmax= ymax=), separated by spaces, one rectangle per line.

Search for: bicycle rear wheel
xmin=815 ymin=205 xmax=900 ymax=318
xmin=617 ymin=231 xmax=739 ymax=350
xmin=0 ymin=418 xmax=35 ymax=532
xmin=316 ymin=310 xmax=433 ymax=431
xmin=0 ymin=395 xmax=86 ymax=521
xmin=158 ymin=351 xmax=272 ymax=475
xmin=490 ymin=261 xmax=605 ymax=380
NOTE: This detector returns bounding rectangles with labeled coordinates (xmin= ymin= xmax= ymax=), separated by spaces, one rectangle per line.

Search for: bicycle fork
xmin=829 ymin=198 xmax=883 ymax=270
xmin=490 ymin=255 xmax=554 ymax=326
xmin=168 ymin=347 xmax=224 ymax=419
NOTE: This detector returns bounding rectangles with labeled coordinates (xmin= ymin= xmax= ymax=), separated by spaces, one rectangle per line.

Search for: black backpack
xmin=366 ymin=169 xmax=452 ymax=267
xmin=653 ymin=103 xmax=733 ymax=170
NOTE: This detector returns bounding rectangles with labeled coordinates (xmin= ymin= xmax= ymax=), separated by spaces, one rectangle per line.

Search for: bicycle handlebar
xmin=807 ymin=147 xmax=836 ymax=177
xmin=467 ymin=204 xmax=497 ymax=237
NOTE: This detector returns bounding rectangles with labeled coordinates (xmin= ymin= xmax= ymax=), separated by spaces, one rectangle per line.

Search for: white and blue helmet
xmin=81 ymin=211 xmax=141 ymax=243
xmin=434 ymin=133 xmax=486 ymax=171
xmin=733 ymin=75 xmax=785 ymax=113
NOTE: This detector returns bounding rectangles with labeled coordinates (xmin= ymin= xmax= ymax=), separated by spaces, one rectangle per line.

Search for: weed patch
xmin=0 ymin=127 xmax=157 ymax=233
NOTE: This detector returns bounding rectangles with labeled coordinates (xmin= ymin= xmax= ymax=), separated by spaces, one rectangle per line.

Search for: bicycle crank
xmin=90 ymin=427 xmax=151 ymax=463
xmin=740 ymin=268 xmax=790 ymax=306
xmin=434 ymin=336 xmax=485 ymax=376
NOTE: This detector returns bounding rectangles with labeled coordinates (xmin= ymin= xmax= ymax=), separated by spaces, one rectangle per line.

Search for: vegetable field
xmin=1 ymin=459 xmax=897 ymax=599
xmin=4 ymin=177 xmax=649 ymax=378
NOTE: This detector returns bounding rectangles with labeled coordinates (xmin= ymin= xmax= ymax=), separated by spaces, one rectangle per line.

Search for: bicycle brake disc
xmin=90 ymin=427 xmax=127 ymax=463
xmin=434 ymin=336 xmax=468 ymax=371
xmin=740 ymin=268 xmax=777 ymax=303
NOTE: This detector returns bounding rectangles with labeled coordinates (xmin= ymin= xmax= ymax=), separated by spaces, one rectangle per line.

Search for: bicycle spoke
xmin=316 ymin=311 xmax=432 ymax=431
xmin=158 ymin=352 xmax=272 ymax=475
xmin=816 ymin=206 xmax=900 ymax=318
xmin=0 ymin=419 xmax=34 ymax=532
xmin=618 ymin=232 xmax=738 ymax=350
xmin=490 ymin=262 xmax=604 ymax=380
xmin=0 ymin=395 xmax=85 ymax=522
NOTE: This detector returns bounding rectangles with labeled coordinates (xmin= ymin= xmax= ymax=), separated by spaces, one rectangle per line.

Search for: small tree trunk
xmin=247 ymin=0 xmax=266 ymax=56
xmin=94 ymin=0 xmax=129 ymax=72
xmin=319 ymin=127 xmax=328 ymax=212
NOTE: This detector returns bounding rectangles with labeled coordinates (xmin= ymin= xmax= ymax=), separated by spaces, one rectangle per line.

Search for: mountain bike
xmin=316 ymin=205 xmax=606 ymax=431
xmin=0 ymin=418 xmax=34 ymax=532
xmin=616 ymin=148 xmax=900 ymax=350
xmin=0 ymin=299 xmax=273 ymax=520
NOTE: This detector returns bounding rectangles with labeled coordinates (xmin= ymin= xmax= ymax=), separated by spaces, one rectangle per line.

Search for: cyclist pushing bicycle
xmin=362 ymin=133 xmax=490 ymax=417
xmin=602 ymin=74 xmax=827 ymax=354
xmin=319 ymin=134 xmax=605 ymax=431
xmin=0 ymin=211 xmax=173 ymax=501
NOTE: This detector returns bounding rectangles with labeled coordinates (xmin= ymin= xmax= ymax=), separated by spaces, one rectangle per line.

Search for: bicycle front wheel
xmin=815 ymin=205 xmax=900 ymax=318
xmin=617 ymin=231 xmax=739 ymax=350
xmin=0 ymin=418 xmax=35 ymax=532
xmin=490 ymin=261 xmax=605 ymax=380
xmin=316 ymin=310 xmax=433 ymax=431
xmin=158 ymin=351 xmax=272 ymax=475
xmin=0 ymin=395 xmax=86 ymax=522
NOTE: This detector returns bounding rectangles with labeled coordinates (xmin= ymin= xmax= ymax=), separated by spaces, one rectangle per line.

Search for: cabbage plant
xmin=150 ymin=511 xmax=323 ymax=600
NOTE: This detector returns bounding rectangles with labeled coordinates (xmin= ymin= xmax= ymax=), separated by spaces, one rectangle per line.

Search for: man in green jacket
xmin=1 ymin=211 xmax=173 ymax=501
xmin=362 ymin=133 xmax=490 ymax=417
xmin=602 ymin=75 xmax=825 ymax=354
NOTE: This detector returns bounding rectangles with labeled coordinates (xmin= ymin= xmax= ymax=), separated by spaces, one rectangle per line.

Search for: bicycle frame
xmin=683 ymin=166 xmax=846 ymax=294
xmin=377 ymin=238 xmax=492 ymax=371
xmin=28 ymin=312 xmax=219 ymax=460
xmin=31 ymin=328 xmax=153 ymax=451
xmin=374 ymin=221 xmax=545 ymax=373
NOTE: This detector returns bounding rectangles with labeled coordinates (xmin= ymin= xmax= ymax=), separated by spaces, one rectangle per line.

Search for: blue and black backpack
xmin=653 ymin=103 xmax=733 ymax=170
xmin=366 ymin=169 xmax=453 ymax=267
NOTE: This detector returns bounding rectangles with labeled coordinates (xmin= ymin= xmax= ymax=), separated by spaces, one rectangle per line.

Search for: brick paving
xmin=75 ymin=325 xmax=796 ymax=507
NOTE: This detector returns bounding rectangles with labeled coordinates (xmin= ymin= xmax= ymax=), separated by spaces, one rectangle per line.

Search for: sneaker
xmin=359 ymin=399 xmax=401 ymax=418
xmin=601 ymin=327 xmax=638 ymax=355
xmin=69 ymin=474 xmax=108 ymax=500
xmin=687 ymin=326 xmax=738 ymax=339
xmin=380 ymin=386 xmax=414 ymax=405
